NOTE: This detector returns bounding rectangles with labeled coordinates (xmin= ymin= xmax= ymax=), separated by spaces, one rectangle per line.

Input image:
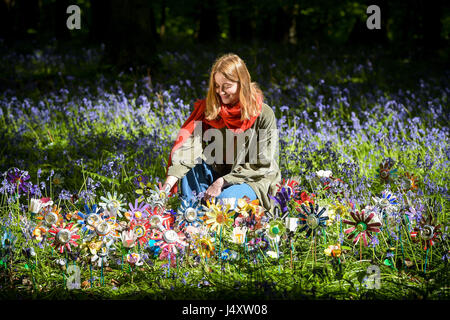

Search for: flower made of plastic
xmin=99 ymin=191 xmax=127 ymax=218
xmin=150 ymin=224 xmax=188 ymax=257
xmin=47 ymin=223 xmax=81 ymax=254
xmin=176 ymin=198 xmax=204 ymax=229
xmin=296 ymin=202 xmax=328 ymax=238
xmin=125 ymin=198 xmax=150 ymax=221
xmin=203 ymin=198 xmax=234 ymax=233
xmin=376 ymin=158 xmax=397 ymax=183
xmin=269 ymin=187 xmax=293 ymax=215
xmin=75 ymin=204 xmax=106 ymax=235
xmin=36 ymin=204 xmax=63 ymax=228
xmin=129 ymin=219 xmax=152 ymax=247
xmin=410 ymin=214 xmax=441 ymax=250
xmin=343 ymin=210 xmax=381 ymax=247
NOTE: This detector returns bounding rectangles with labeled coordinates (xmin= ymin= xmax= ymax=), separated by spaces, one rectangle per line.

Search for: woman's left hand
xmin=204 ymin=177 xmax=225 ymax=200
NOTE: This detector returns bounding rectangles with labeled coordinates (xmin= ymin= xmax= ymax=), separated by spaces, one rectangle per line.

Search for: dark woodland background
xmin=1 ymin=0 xmax=448 ymax=74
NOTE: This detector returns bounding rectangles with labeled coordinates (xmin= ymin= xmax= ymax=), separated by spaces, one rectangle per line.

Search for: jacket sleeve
xmin=222 ymin=106 xmax=279 ymax=185
xmin=167 ymin=125 xmax=204 ymax=179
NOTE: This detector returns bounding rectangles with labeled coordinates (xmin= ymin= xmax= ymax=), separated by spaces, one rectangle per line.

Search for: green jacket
xmin=167 ymin=103 xmax=281 ymax=213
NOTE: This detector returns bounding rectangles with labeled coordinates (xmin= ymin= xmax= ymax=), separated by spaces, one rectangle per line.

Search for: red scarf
xmin=166 ymin=95 xmax=263 ymax=193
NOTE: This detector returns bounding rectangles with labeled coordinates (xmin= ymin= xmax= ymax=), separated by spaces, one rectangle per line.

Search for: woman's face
xmin=214 ymin=72 xmax=240 ymax=106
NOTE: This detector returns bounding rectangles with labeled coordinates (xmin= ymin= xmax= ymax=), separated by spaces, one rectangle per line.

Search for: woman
xmin=162 ymin=53 xmax=281 ymax=213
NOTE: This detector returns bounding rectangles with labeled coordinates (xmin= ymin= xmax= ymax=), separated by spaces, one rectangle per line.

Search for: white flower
xmin=232 ymin=226 xmax=247 ymax=244
xmin=285 ymin=217 xmax=299 ymax=232
xmin=29 ymin=198 xmax=43 ymax=214
xmin=266 ymin=251 xmax=280 ymax=259
xmin=120 ymin=229 xmax=137 ymax=248
xmin=316 ymin=170 xmax=333 ymax=178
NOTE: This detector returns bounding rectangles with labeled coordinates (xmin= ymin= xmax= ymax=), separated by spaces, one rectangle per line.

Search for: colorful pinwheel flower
xmin=129 ymin=219 xmax=151 ymax=247
xmin=372 ymin=190 xmax=399 ymax=216
xmin=296 ymin=202 xmax=328 ymax=238
xmin=47 ymin=223 xmax=81 ymax=254
xmin=146 ymin=206 xmax=175 ymax=230
xmin=74 ymin=204 xmax=106 ymax=234
xmin=203 ymin=198 xmax=234 ymax=233
xmin=410 ymin=214 xmax=441 ymax=250
xmin=151 ymin=225 xmax=188 ymax=256
xmin=324 ymin=243 xmax=342 ymax=258
xmin=99 ymin=191 xmax=127 ymax=218
xmin=85 ymin=216 xmax=120 ymax=243
xmin=398 ymin=172 xmax=419 ymax=192
xmin=342 ymin=210 xmax=381 ymax=247
xmin=376 ymin=158 xmax=397 ymax=183
xmin=36 ymin=204 xmax=64 ymax=228
xmin=91 ymin=239 xmax=115 ymax=267
xmin=126 ymin=253 xmax=144 ymax=266
xmin=276 ymin=178 xmax=300 ymax=195
xmin=125 ymin=198 xmax=150 ymax=221
xmin=192 ymin=233 xmax=215 ymax=259
xmin=234 ymin=197 xmax=265 ymax=231
xmin=294 ymin=190 xmax=316 ymax=207
xmin=176 ymin=198 xmax=204 ymax=229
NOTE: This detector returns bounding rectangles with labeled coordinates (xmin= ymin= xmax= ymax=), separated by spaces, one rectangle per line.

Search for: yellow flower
xmin=324 ymin=244 xmax=342 ymax=257
xmin=193 ymin=235 xmax=215 ymax=259
xmin=236 ymin=198 xmax=262 ymax=218
xmin=329 ymin=201 xmax=350 ymax=222
xmin=203 ymin=198 xmax=233 ymax=232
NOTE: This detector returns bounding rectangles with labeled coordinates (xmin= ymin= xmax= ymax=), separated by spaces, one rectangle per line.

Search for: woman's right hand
xmin=161 ymin=175 xmax=178 ymax=193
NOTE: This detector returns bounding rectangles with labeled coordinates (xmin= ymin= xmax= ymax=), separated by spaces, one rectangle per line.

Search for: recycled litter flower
xmin=146 ymin=206 xmax=175 ymax=230
xmin=85 ymin=216 xmax=120 ymax=243
xmin=343 ymin=210 xmax=381 ymax=247
xmin=99 ymin=191 xmax=127 ymax=218
xmin=276 ymin=178 xmax=300 ymax=195
xmin=120 ymin=229 xmax=138 ymax=248
xmin=372 ymin=190 xmax=399 ymax=214
xmin=91 ymin=239 xmax=115 ymax=267
xmin=398 ymin=172 xmax=418 ymax=192
xmin=29 ymin=197 xmax=53 ymax=215
xmin=146 ymin=183 xmax=171 ymax=208
xmin=47 ymin=223 xmax=81 ymax=254
xmin=32 ymin=226 xmax=47 ymax=242
xmin=176 ymin=198 xmax=204 ymax=229
xmin=234 ymin=197 xmax=265 ymax=231
xmin=193 ymin=234 xmax=215 ymax=259
xmin=410 ymin=214 xmax=441 ymax=250
xmin=36 ymin=204 xmax=64 ymax=228
xmin=129 ymin=219 xmax=151 ymax=247
xmin=269 ymin=187 xmax=294 ymax=215
xmin=203 ymin=198 xmax=234 ymax=233
xmin=294 ymin=191 xmax=315 ymax=207
xmin=74 ymin=204 xmax=106 ymax=234
xmin=324 ymin=243 xmax=342 ymax=258
xmin=125 ymin=199 xmax=150 ymax=221
xmin=296 ymin=202 xmax=328 ymax=238
xmin=265 ymin=219 xmax=287 ymax=242
xmin=126 ymin=253 xmax=143 ymax=266
xmin=151 ymin=225 xmax=188 ymax=256
xmin=376 ymin=158 xmax=397 ymax=183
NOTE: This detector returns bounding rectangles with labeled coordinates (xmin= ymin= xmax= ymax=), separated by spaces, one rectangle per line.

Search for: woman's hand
xmin=204 ymin=177 xmax=226 ymax=200
xmin=161 ymin=175 xmax=178 ymax=194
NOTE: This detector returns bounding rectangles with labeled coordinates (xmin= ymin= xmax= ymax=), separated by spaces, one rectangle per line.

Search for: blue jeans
xmin=180 ymin=160 xmax=257 ymax=208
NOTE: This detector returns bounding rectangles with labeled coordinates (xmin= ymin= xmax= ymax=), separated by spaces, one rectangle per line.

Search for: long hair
xmin=205 ymin=53 xmax=264 ymax=121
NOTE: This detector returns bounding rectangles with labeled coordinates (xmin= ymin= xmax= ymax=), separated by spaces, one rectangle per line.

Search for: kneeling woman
xmin=162 ymin=53 xmax=281 ymax=213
